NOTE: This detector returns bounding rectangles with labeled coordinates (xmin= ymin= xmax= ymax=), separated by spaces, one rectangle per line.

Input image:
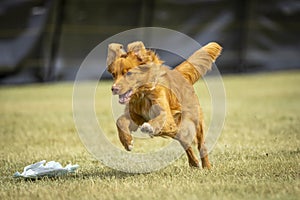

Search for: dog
xmin=107 ymin=42 xmax=222 ymax=168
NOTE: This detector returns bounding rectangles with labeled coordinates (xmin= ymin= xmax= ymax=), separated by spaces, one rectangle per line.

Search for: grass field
xmin=0 ymin=71 xmax=299 ymax=200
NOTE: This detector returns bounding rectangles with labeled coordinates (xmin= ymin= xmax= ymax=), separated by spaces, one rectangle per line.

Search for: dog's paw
xmin=127 ymin=140 xmax=134 ymax=151
xmin=141 ymin=123 xmax=154 ymax=136
xmin=123 ymin=139 xmax=134 ymax=151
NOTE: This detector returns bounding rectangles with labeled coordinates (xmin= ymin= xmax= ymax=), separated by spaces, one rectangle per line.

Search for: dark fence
xmin=0 ymin=0 xmax=299 ymax=84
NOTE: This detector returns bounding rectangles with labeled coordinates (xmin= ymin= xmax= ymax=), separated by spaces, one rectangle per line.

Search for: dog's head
xmin=107 ymin=41 xmax=163 ymax=84
xmin=111 ymin=63 xmax=166 ymax=104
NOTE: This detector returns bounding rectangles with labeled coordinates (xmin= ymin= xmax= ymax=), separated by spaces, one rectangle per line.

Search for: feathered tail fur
xmin=175 ymin=42 xmax=222 ymax=84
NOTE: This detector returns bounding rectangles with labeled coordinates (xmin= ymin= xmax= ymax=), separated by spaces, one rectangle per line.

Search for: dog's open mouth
xmin=119 ymin=90 xmax=133 ymax=104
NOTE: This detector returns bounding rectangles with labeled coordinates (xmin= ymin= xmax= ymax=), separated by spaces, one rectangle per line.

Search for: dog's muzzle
xmin=111 ymin=84 xmax=120 ymax=95
xmin=118 ymin=90 xmax=133 ymax=104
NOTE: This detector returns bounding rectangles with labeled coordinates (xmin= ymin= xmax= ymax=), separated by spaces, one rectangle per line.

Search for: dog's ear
xmin=127 ymin=41 xmax=146 ymax=58
xmin=107 ymin=43 xmax=127 ymax=67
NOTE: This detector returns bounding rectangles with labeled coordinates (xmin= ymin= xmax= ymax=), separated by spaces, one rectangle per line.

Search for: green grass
xmin=1 ymin=71 xmax=300 ymax=200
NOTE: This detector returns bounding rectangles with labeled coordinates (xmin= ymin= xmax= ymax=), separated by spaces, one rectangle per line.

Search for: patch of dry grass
xmin=0 ymin=71 xmax=299 ymax=200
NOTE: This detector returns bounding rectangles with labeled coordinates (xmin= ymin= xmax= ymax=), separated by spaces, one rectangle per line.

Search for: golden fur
xmin=107 ymin=41 xmax=222 ymax=168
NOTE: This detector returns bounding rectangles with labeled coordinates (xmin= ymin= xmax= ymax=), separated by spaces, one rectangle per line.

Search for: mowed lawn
xmin=0 ymin=71 xmax=299 ymax=200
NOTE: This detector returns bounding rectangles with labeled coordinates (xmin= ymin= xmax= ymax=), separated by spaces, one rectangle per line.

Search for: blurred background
xmin=0 ymin=0 xmax=299 ymax=84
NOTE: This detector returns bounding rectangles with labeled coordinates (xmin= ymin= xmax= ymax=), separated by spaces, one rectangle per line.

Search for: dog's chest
xmin=129 ymin=93 xmax=155 ymax=122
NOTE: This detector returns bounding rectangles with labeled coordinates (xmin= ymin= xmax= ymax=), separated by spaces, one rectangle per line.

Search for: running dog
xmin=107 ymin=42 xmax=222 ymax=168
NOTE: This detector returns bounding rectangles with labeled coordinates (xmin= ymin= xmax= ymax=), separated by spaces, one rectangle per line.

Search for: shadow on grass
xmin=12 ymin=168 xmax=141 ymax=183
xmin=76 ymin=168 xmax=140 ymax=180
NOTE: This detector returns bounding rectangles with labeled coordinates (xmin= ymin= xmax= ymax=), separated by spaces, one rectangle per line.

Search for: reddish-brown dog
xmin=107 ymin=42 xmax=222 ymax=168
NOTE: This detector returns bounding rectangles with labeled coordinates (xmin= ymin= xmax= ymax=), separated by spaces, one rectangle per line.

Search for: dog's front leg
xmin=116 ymin=113 xmax=138 ymax=151
xmin=141 ymin=103 xmax=178 ymax=137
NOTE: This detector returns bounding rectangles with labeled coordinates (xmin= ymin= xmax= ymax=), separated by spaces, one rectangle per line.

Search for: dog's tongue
xmin=119 ymin=90 xmax=132 ymax=104
xmin=119 ymin=95 xmax=127 ymax=104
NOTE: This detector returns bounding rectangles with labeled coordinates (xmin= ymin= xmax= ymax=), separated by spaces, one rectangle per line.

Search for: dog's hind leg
xmin=185 ymin=147 xmax=200 ymax=167
xmin=116 ymin=114 xmax=138 ymax=151
xmin=196 ymin=119 xmax=211 ymax=169
xmin=175 ymin=119 xmax=200 ymax=167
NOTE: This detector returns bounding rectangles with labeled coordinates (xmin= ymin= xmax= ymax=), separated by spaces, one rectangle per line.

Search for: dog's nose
xmin=111 ymin=84 xmax=120 ymax=94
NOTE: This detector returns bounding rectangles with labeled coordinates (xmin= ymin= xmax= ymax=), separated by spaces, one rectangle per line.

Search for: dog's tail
xmin=175 ymin=42 xmax=222 ymax=84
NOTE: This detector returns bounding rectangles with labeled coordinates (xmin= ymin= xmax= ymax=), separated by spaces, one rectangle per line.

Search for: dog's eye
xmin=112 ymin=73 xmax=116 ymax=78
xmin=126 ymin=71 xmax=132 ymax=76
